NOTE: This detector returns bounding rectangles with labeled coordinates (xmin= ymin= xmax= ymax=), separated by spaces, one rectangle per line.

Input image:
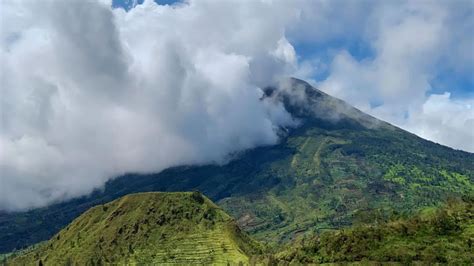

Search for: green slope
xmin=1 ymin=78 xmax=473 ymax=253
xmin=277 ymin=198 xmax=474 ymax=264
xmin=218 ymin=121 xmax=473 ymax=245
xmin=6 ymin=192 xmax=261 ymax=265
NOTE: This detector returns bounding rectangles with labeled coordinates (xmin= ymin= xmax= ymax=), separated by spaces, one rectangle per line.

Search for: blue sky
xmin=113 ymin=0 xmax=179 ymax=10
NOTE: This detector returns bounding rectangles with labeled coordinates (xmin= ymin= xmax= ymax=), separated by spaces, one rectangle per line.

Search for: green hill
xmin=1 ymin=78 xmax=473 ymax=253
xmin=5 ymin=195 xmax=472 ymax=265
xmin=277 ymin=198 xmax=474 ymax=264
xmin=6 ymin=192 xmax=261 ymax=265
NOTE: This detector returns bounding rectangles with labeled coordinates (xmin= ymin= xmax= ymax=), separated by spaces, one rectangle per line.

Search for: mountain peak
xmin=264 ymin=77 xmax=392 ymax=130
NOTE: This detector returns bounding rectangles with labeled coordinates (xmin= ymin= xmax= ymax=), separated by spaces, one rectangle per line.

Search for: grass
xmin=6 ymin=192 xmax=261 ymax=265
xmin=276 ymin=197 xmax=474 ymax=264
xmin=6 ymin=194 xmax=473 ymax=265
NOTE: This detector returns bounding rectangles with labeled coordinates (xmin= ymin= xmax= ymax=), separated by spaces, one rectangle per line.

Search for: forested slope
xmin=1 ymin=78 xmax=472 ymax=253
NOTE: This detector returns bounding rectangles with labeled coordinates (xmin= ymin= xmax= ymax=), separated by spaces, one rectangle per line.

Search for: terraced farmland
xmin=8 ymin=192 xmax=260 ymax=265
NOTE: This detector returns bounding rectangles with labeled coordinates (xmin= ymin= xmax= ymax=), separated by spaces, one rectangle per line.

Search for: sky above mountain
xmin=110 ymin=0 xmax=474 ymax=153
xmin=0 ymin=0 xmax=472 ymax=210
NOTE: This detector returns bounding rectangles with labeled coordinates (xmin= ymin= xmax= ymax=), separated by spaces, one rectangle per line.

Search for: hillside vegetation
xmin=4 ymin=195 xmax=473 ymax=265
xmin=6 ymin=192 xmax=261 ymax=265
xmin=1 ymin=78 xmax=473 ymax=253
xmin=276 ymin=197 xmax=474 ymax=264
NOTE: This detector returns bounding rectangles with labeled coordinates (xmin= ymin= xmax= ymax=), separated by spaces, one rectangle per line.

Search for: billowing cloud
xmin=405 ymin=93 xmax=474 ymax=151
xmin=1 ymin=0 xmax=472 ymax=211
xmin=0 ymin=0 xmax=303 ymax=210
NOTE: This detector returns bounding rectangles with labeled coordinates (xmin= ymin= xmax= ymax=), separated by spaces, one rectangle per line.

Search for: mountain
xmin=6 ymin=192 xmax=261 ymax=265
xmin=1 ymin=78 xmax=473 ymax=253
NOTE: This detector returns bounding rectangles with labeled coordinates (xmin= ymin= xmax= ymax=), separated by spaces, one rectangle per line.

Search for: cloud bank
xmin=0 ymin=0 xmax=302 ymax=210
xmin=1 ymin=0 xmax=472 ymax=211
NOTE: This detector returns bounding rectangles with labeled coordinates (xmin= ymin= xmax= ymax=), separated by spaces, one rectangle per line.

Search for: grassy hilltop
xmin=7 ymin=192 xmax=261 ymax=265
xmin=4 ymin=194 xmax=473 ymax=265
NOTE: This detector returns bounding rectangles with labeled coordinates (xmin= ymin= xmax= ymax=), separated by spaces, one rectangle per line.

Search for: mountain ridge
xmin=1 ymin=78 xmax=472 ymax=253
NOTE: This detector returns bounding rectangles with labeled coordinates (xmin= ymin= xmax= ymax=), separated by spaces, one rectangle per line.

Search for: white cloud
xmin=405 ymin=93 xmax=474 ymax=152
xmin=318 ymin=0 xmax=474 ymax=152
xmin=0 ymin=0 xmax=472 ymax=211
xmin=0 ymin=0 xmax=303 ymax=210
